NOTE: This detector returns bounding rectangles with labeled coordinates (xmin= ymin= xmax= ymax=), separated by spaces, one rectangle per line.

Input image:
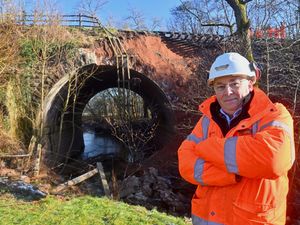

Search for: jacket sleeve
xmin=178 ymin=116 xmax=237 ymax=186
xmin=195 ymin=105 xmax=295 ymax=179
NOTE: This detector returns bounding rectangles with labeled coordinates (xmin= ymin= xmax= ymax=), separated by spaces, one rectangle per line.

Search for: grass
xmin=0 ymin=194 xmax=190 ymax=225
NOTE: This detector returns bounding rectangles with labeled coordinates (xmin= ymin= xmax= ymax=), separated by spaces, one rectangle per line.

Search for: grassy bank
xmin=0 ymin=194 xmax=190 ymax=225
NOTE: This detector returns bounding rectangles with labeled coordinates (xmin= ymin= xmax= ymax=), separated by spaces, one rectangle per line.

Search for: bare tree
xmin=124 ymin=7 xmax=147 ymax=30
xmin=148 ymin=16 xmax=162 ymax=31
xmin=168 ymin=0 xmax=253 ymax=57
xmin=75 ymin=0 xmax=108 ymax=17
xmin=168 ymin=0 xmax=299 ymax=59
xmin=168 ymin=0 xmax=235 ymax=35
xmin=224 ymin=0 xmax=253 ymax=59
xmin=247 ymin=0 xmax=298 ymax=27
xmin=121 ymin=7 xmax=162 ymax=31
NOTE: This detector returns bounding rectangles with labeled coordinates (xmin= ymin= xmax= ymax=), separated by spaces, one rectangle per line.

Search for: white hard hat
xmin=208 ymin=52 xmax=256 ymax=86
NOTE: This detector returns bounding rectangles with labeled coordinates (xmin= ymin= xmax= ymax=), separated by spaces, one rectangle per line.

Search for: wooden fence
xmin=1 ymin=13 xmax=102 ymax=28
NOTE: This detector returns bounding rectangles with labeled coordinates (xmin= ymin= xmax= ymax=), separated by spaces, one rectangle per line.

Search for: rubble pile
xmin=118 ymin=167 xmax=192 ymax=216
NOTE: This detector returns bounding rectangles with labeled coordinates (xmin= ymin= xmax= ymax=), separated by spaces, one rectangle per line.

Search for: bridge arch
xmin=43 ymin=64 xmax=174 ymax=167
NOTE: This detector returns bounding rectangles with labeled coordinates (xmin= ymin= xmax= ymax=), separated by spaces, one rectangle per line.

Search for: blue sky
xmin=57 ymin=0 xmax=182 ymax=30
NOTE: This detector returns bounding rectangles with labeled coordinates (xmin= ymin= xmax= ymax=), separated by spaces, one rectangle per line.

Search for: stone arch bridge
xmin=42 ymin=30 xmax=230 ymax=166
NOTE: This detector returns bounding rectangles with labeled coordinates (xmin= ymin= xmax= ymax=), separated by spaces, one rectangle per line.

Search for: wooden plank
xmin=25 ymin=136 xmax=36 ymax=169
xmin=52 ymin=168 xmax=98 ymax=194
xmin=0 ymin=154 xmax=30 ymax=158
xmin=97 ymin=162 xmax=111 ymax=197
xmin=33 ymin=144 xmax=42 ymax=176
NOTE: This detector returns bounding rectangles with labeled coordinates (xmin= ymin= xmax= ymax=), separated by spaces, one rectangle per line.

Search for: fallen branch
xmin=0 ymin=154 xmax=30 ymax=158
xmin=51 ymin=168 xmax=98 ymax=194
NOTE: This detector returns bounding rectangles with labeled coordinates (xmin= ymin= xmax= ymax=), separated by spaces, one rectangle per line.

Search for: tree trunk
xmin=225 ymin=0 xmax=253 ymax=61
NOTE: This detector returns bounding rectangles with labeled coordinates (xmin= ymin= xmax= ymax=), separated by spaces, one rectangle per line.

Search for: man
xmin=178 ymin=52 xmax=295 ymax=225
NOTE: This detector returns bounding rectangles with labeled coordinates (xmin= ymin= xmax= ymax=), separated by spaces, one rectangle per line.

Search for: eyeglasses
xmin=213 ymin=79 xmax=248 ymax=93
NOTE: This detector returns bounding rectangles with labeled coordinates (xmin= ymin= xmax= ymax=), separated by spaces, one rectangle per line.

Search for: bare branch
xmin=124 ymin=7 xmax=147 ymax=30
xmin=241 ymin=0 xmax=253 ymax=4
xmin=76 ymin=0 xmax=108 ymax=17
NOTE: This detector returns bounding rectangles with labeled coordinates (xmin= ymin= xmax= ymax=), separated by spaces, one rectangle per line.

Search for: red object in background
xmin=274 ymin=28 xmax=280 ymax=39
xmin=280 ymin=23 xmax=286 ymax=39
xmin=255 ymin=28 xmax=263 ymax=38
xmin=245 ymin=23 xmax=286 ymax=40
xmin=267 ymin=27 xmax=275 ymax=38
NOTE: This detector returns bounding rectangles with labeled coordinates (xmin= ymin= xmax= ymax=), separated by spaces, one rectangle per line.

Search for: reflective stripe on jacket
xmin=178 ymin=88 xmax=295 ymax=225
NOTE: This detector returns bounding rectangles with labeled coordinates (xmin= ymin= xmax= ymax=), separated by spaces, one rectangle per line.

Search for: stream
xmin=81 ymin=131 xmax=124 ymax=159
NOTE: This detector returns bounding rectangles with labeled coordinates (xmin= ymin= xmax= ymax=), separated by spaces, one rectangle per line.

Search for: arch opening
xmin=43 ymin=64 xmax=174 ymax=171
xmin=82 ymin=87 xmax=159 ymax=162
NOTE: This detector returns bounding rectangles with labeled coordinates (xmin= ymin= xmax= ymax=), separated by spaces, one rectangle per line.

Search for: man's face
xmin=213 ymin=75 xmax=254 ymax=116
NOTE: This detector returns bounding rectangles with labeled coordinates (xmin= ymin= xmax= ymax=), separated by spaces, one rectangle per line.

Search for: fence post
xmin=22 ymin=10 xmax=26 ymax=25
xmin=34 ymin=144 xmax=42 ymax=176
xmin=79 ymin=13 xmax=82 ymax=27
xmin=25 ymin=136 xmax=36 ymax=171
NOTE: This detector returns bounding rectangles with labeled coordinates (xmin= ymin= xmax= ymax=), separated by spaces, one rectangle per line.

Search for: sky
xmin=56 ymin=0 xmax=182 ymax=30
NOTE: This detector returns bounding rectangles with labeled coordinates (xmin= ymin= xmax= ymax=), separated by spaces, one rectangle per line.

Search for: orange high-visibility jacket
xmin=178 ymin=88 xmax=295 ymax=225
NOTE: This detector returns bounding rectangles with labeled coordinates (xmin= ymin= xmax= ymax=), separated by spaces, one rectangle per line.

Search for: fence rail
xmin=0 ymin=13 xmax=102 ymax=28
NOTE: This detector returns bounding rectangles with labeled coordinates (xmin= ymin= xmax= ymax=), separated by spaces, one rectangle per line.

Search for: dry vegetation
xmin=0 ymin=22 xmax=24 ymax=153
xmin=0 ymin=18 xmax=85 ymax=155
xmin=0 ymin=129 xmax=24 ymax=155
